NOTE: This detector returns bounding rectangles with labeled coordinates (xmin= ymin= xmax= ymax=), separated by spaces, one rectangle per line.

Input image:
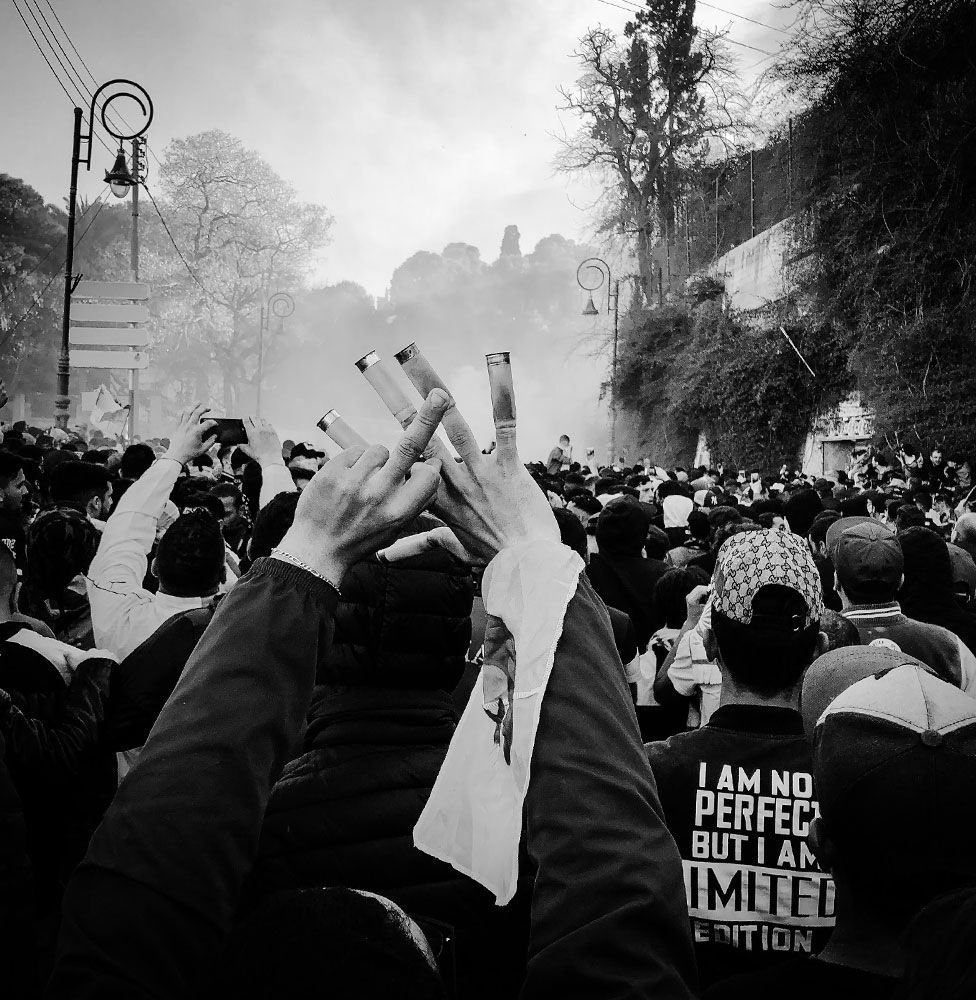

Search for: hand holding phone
xmin=207 ymin=418 xmax=247 ymax=447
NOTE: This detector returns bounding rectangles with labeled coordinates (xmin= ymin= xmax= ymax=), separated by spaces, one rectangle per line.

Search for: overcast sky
xmin=2 ymin=0 xmax=792 ymax=296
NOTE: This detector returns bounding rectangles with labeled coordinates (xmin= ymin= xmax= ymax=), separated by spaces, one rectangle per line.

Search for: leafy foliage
xmin=781 ymin=0 xmax=976 ymax=452
xmin=615 ymin=301 xmax=852 ymax=470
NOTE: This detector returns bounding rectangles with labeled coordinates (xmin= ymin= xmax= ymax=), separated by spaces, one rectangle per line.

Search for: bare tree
xmin=556 ymin=1 xmax=750 ymax=301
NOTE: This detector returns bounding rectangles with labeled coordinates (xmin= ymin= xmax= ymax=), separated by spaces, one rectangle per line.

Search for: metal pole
xmin=610 ymin=279 xmax=619 ymax=465
xmin=684 ymin=198 xmax=691 ymax=273
xmin=56 ymin=107 xmax=83 ymax=431
xmin=256 ymin=305 xmax=265 ymax=418
xmin=129 ymin=137 xmax=140 ymax=441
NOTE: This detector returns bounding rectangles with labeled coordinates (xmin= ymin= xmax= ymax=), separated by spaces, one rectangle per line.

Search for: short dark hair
xmin=687 ymin=510 xmax=710 ymax=541
xmin=208 ymin=888 xmax=445 ymax=1000
xmin=120 ymin=443 xmax=156 ymax=480
xmin=655 ymin=567 xmax=710 ymax=629
xmin=712 ymin=588 xmax=820 ymax=696
xmin=154 ymin=510 xmax=225 ymax=596
xmin=48 ymin=461 xmax=111 ymax=508
xmin=819 ymin=608 xmax=861 ymax=652
xmin=209 ymin=481 xmax=242 ymax=509
xmin=554 ymin=506 xmax=587 ymax=560
xmin=568 ymin=493 xmax=602 ymax=516
xmin=809 ymin=510 xmax=842 ymax=546
xmin=896 ymin=504 xmax=927 ymax=532
xmin=645 ymin=524 xmax=670 ymax=561
xmin=0 ymin=451 xmax=24 ymax=487
xmin=249 ymin=492 xmax=299 ymax=560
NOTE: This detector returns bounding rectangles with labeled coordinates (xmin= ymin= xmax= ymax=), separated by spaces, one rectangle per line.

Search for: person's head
xmin=23 ymin=508 xmax=100 ymax=609
xmin=645 ymin=523 xmax=670 ymax=561
xmin=811 ymin=665 xmax=976 ymax=930
xmin=818 ymin=608 xmax=861 ymax=653
xmin=783 ymin=487 xmax=824 ymax=538
xmin=953 ymin=512 xmax=976 ymax=549
xmin=709 ymin=528 xmax=824 ymax=699
xmin=896 ymin=503 xmax=927 ymax=532
xmin=120 ymin=442 xmax=156 ymax=481
xmin=828 ymin=518 xmax=903 ymax=606
xmin=839 ymin=494 xmax=869 ymax=518
xmin=230 ymin=448 xmax=253 ymax=478
xmin=808 ymin=509 xmax=842 ymax=559
xmin=188 ymin=454 xmax=217 ymax=479
xmin=554 ymin=506 xmax=587 ymax=562
xmin=595 ymin=496 xmax=648 ymax=558
xmin=558 ymin=434 xmax=570 ymax=448
xmin=0 ymin=451 xmax=28 ymax=515
xmin=899 ymin=526 xmax=957 ymax=611
xmin=48 ymin=461 xmax=113 ymax=520
xmin=931 ymin=448 xmax=943 ymax=465
xmin=687 ymin=509 xmax=709 ymax=543
xmin=654 ymin=567 xmax=710 ymax=629
xmin=566 ymin=491 xmax=602 ymax=528
xmin=209 ymin=481 xmax=244 ymax=534
xmin=208 ymin=887 xmax=446 ymax=1000
xmin=152 ymin=509 xmax=226 ymax=597
xmin=899 ymin=889 xmax=976 ymax=1000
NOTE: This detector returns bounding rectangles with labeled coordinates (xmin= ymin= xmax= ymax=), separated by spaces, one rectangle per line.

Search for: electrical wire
xmin=141 ymin=182 xmax=215 ymax=299
xmin=591 ymin=0 xmax=778 ymax=56
xmin=0 ymin=270 xmax=61 ymax=340
xmin=9 ymin=0 xmax=116 ymax=156
xmin=0 ymin=192 xmax=107 ymax=307
xmin=696 ymin=1 xmax=789 ymax=34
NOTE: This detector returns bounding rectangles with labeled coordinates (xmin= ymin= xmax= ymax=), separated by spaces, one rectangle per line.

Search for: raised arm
xmin=86 ymin=405 xmax=216 ymax=653
xmin=48 ymin=390 xmax=452 ymax=1000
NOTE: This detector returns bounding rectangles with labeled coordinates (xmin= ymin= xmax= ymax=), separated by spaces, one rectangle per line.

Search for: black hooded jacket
xmin=249 ymin=546 xmax=528 ymax=998
xmin=587 ymin=497 xmax=667 ymax=652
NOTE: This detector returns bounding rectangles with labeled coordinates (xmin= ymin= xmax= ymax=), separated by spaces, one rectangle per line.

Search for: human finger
xmin=384 ymin=389 xmax=451 ymax=483
xmin=329 ymin=446 xmax=367 ymax=468
xmin=385 ymin=462 xmax=442 ymax=522
xmin=354 ymin=444 xmax=391 ymax=474
xmin=377 ymin=525 xmax=473 ymax=565
xmin=439 ymin=404 xmax=484 ymax=469
xmin=485 ymin=353 xmax=519 ymax=467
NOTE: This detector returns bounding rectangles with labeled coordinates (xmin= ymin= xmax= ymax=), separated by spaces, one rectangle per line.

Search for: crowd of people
xmin=0 ymin=383 xmax=975 ymax=999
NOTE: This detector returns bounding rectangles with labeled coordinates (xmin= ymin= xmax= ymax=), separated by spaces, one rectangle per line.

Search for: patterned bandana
xmin=713 ymin=528 xmax=823 ymax=630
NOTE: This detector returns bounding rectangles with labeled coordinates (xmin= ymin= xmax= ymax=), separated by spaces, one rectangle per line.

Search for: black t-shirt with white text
xmin=646 ymin=704 xmax=835 ymax=988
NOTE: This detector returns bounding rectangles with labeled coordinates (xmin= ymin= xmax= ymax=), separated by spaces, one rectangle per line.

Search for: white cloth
xmin=414 ymin=539 xmax=584 ymax=905
xmin=5 ymin=627 xmax=101 ymax=684
xmin=662 ymin=494 xmax=694 ymax=529
xmin=87 ymin=459 xmax=209 ymax=660
xmin=668 ymin=624 xmax=722 ymax=728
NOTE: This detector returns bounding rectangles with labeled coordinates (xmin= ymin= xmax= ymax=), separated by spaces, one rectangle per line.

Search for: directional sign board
xmin=72 ymin=280 xmax=149 ymax=301
xmin=70 ymin=350 xmax=149 ymax=371
xmin=70 ymin=302 xmax=150 ymax=325
xmin=69 ymin=327 xmax=149 ymax=347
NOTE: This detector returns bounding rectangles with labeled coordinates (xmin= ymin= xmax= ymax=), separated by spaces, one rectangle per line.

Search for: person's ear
xmin=150 ymin=557 xmax=159 ymax=581
xmin=814 ymin=630 xmax=829 ymax=659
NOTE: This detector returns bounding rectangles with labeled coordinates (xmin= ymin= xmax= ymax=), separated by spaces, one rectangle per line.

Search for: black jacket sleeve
xmin=520 ymin=574 xmax=698 ymax=998
xmin=0 ymin=657 xmax=112 ymax=774
xmin=103 ymin=609 xmax=212 ymax=752
xmin=47 ymin=558 xmax=339 ymax=1000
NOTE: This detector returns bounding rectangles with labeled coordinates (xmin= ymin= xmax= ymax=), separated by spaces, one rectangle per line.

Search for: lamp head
xmin=582 ymin=292 xmax=600 ymax=317
xmin=105 ymin=148 xmax=135 ymax=198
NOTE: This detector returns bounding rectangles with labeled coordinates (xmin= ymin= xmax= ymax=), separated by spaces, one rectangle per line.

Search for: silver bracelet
xmin=270 ymin=548 xmax=342 ymax=597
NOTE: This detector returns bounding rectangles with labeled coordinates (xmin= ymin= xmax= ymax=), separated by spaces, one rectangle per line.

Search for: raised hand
xmin=240 ymin=416 xmax=285 ymax=467
xmin=380 ymin=361 xmax=559 ymax=566
xmin=164 ymin=403 xmax=217 ymax=467
xmin=275 ymin=389 xmax=451 ymax=586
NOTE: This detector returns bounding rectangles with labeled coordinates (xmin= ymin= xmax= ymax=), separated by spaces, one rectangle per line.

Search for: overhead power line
xmin=0 ymin=191 xmax=108 ymax=307
xmin=591 ymin=0 xmax=778 ymax=56
xmin=10 ymin=0 xmax=115 ymax=155
xmin=0 ymin=270 xmax=61 ymax=340
xmin=141 ymin=182 xmax=217 ymax=299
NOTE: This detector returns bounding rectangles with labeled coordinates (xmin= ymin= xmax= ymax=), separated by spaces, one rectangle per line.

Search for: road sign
xmin=70 ymin=327 xmax=149 ymax=347
xmin=70 ymin=302 xmax=150 ymax=325
xmin=70 ymin=350 xmax=149 ymax=370
xmin=72 ymin=280 xmax=149 ymax=300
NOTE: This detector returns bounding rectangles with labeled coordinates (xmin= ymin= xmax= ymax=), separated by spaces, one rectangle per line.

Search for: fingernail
xmin=429 ymin=388 xmax=449 ymax=410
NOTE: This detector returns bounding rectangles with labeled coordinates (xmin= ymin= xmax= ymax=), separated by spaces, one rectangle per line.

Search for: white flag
xmin=89 ymin=385 xmax=129 ymax=437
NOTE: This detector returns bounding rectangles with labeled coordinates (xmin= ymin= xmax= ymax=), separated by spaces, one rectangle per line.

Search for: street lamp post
xmin=57 ymin=79 xmax=153 ymax=429
xmin=577 ymin=258 xmax=620 ymax=465
xmin=257 ymin=291 xmax=294 ymax=417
